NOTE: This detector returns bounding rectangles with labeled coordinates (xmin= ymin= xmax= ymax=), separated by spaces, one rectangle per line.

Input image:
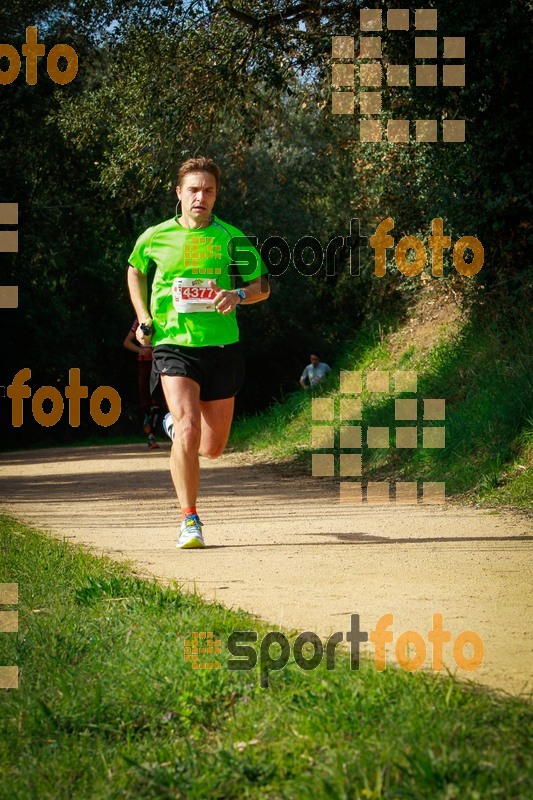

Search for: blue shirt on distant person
xmin=300 ymin=354 xmax=331 ymax=388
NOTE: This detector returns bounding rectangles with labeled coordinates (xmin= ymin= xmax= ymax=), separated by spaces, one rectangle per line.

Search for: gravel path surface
xmin=1 ymin=443 xmax=531 ymax=696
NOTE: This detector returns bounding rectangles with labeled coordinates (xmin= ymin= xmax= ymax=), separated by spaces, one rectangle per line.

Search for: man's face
xmin=177 ymin=171 xmax=217 ymax=223
xmin=310 ymin=355 xmax=319 ymax=367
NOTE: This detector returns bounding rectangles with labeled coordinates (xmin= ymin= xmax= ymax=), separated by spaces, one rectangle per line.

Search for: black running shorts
xmin=151 ymin=342 xmax=245 ymax=401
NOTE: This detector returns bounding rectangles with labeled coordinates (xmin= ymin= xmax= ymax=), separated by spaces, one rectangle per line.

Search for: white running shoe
xmin=163 ymin=412 xmax=175 ymax=441
xmin=178 ymin=514 xmax=205 ymax=549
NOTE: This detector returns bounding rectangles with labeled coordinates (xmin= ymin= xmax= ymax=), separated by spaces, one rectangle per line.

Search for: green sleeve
xmin=227 ymin=232 xmax=268 ymax=282
xmin=128 ymin=226 xmax=155 ymax=274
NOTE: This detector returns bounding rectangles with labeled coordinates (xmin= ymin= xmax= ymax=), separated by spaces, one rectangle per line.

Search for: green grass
xmin=231 ymin=310 xmax=532 ymax=508
xmin=477 ymin=428 xmax=532 ymax=508
xmin=1 ymin=515 xmax=532 ymax=799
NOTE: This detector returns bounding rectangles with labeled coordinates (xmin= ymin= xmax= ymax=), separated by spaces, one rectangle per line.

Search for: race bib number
xmin=172 ymin=278 xmax=217 ymax=313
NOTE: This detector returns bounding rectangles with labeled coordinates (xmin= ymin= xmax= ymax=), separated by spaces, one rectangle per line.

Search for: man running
xmin=299 ymin=352 xmax=331 ymax=390
xmin=127 ymin=157 xmax=269 ymax=548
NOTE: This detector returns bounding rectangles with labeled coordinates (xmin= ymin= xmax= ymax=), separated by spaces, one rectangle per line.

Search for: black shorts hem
xmin=151 ymin=342 xmax=245 ymax=402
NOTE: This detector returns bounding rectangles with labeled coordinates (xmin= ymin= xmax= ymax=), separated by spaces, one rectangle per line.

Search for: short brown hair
xmin=177 ymin=157 xmax=221 ymax=190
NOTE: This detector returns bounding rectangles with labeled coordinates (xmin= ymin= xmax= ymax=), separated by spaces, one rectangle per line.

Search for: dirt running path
xmin=1 ymin=444 xmax=531 ymax=696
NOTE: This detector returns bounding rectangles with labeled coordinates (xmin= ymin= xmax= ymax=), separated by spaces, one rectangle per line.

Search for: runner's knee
xmin=199 ymin=443 xmax=225 ymax=459
xmin=173 ymin=415 xmax=201 ymax=451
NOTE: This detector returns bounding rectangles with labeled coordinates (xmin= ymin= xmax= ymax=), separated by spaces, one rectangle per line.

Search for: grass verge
xmin=1 ymin=515 xmax=532 ymax=799
xmin=231 ymin=300 xmax=532 ymax=508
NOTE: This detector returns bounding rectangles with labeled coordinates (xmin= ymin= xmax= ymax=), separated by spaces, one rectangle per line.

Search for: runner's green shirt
xmin=128 ymin=215 xmax=267 ymax=347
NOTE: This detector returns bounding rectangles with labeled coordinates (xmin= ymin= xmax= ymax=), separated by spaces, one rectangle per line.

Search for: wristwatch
xmin=235 ymin=289 xmax=246 ymax=304
xmin=140 ymin=322 xmax=153 ymax=335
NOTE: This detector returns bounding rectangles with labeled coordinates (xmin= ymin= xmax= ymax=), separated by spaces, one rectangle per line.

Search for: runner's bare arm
xmin=123 ymin=329 xmax=142 ymax=353
xmin=209 ymin=276 xmax=270 ymax=315
xmin=238 ymin=276 xmax=270 ymax=304
xmin=127 ymin=266 xmax=153 ymax=344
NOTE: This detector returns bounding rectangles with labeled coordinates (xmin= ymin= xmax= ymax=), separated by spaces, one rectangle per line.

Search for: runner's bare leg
xmin=161 ymin=375 xmax=234 ymax=509
xmin=199 ymin=396 xmax=235 ymax=458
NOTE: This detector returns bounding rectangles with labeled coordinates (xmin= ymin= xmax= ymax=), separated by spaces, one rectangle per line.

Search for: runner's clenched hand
xmin=209 ymin=280 xmax=240 ymax=314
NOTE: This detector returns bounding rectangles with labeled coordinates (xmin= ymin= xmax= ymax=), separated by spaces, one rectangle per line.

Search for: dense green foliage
xmin=1 ymin=515 xmax=532 ymax=798
xmin=1 ymin=1 xmax=531 ymax=450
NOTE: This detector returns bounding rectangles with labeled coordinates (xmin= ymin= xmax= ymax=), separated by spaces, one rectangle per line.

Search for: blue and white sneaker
xmin=178 ymin=514 xmax=205 ymax=549
xmin=163 ymin=412 xmax=175 ymax=441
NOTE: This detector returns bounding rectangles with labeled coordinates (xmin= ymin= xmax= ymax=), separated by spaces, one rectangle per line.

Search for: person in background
xmin=299 ymin=352 xmax=331 ymax=390
xmin=123 ymin=319 xmax=162 ymax=449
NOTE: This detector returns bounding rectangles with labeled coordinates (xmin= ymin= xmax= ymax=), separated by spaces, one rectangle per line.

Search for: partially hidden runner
xmin=123 ymin=319 xmax=163 ymax=449
xmin=127 ymin=156 xmax=269 ymax=548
